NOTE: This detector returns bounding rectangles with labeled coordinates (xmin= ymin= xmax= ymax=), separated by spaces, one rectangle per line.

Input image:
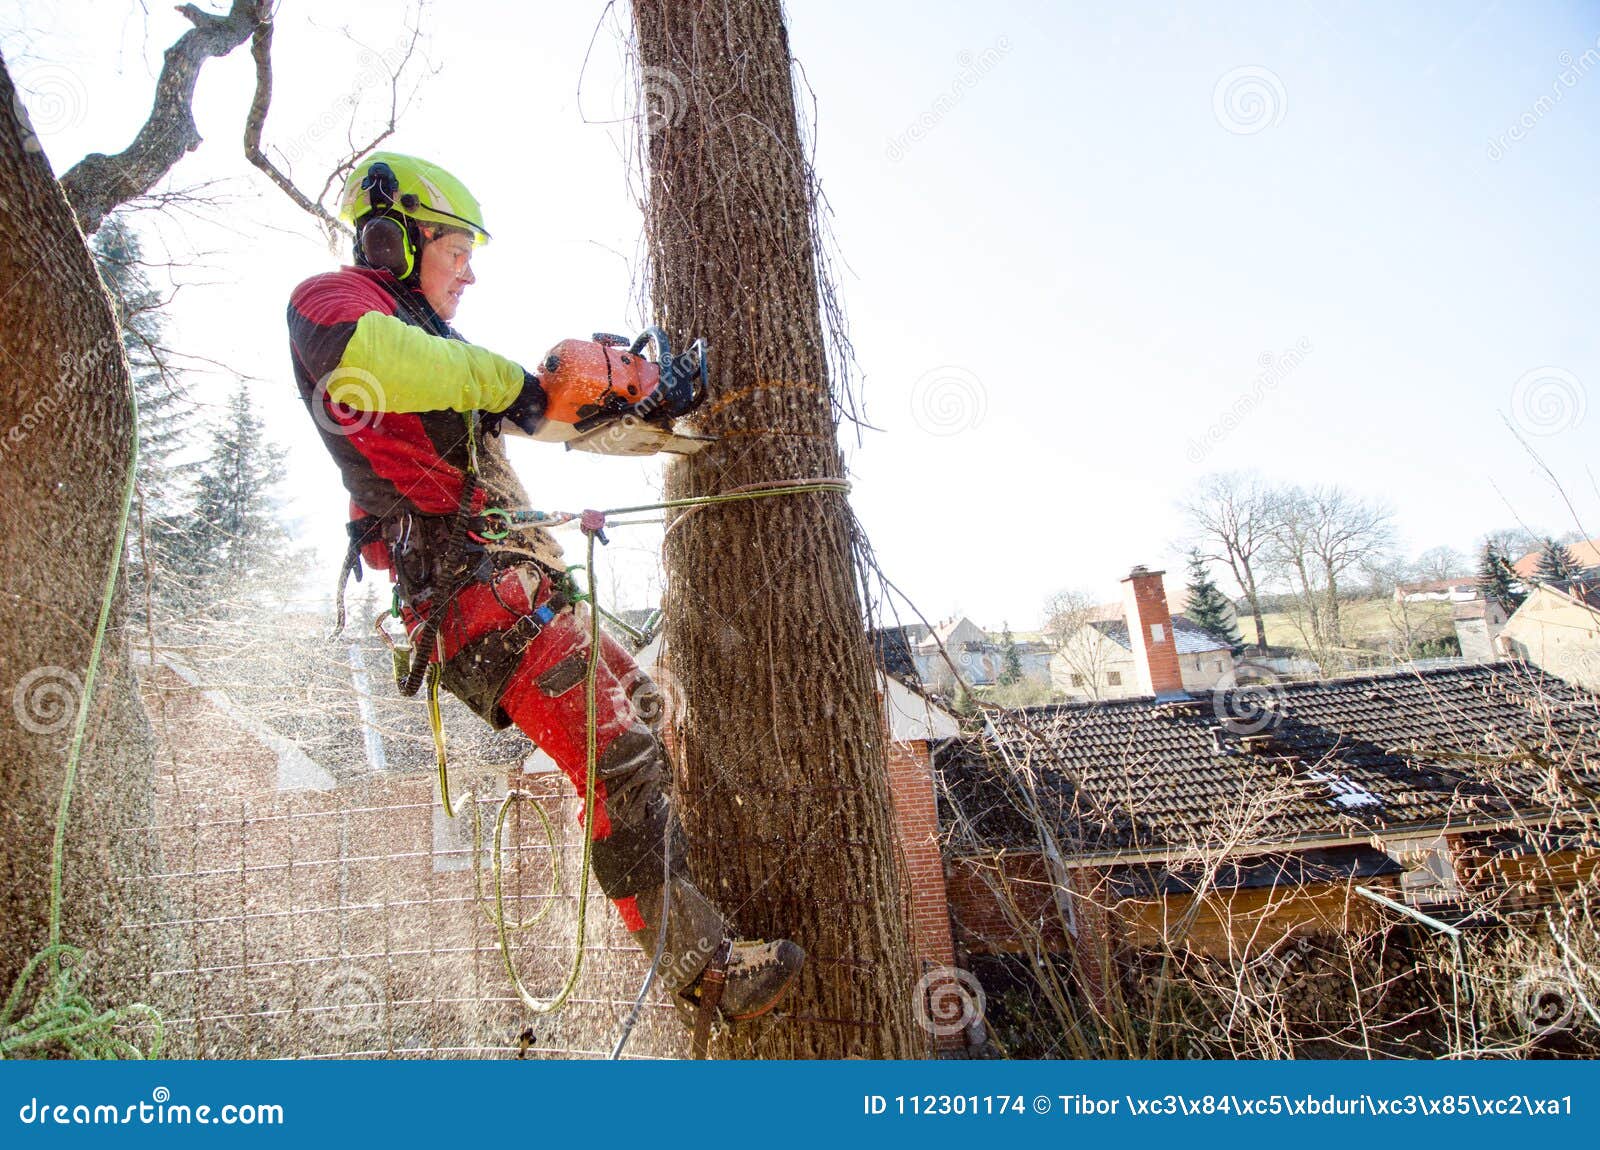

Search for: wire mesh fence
xmin=123 ymin=604 xmax=691 ymax=1060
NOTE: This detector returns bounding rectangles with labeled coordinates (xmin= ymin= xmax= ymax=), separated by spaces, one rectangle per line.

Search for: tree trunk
xmin=1229 ymin=553 xmax=1268 ymax=654
xmin=0 ymin=55 xmax=176 ymax=1047
xmin=1291 ymin=556 xmax=1324 ymax=649
xmin=1322 ymin=562 xmax=1343 ymax=648
xmin=632 ymin=0 xmax=922 ymax=1059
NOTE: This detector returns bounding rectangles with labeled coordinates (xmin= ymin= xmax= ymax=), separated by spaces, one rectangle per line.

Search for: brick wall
xmin=883 ymin=735 xmax=965 ymax=1051
xmin=884 ymin=738 xmax=957 ymax=973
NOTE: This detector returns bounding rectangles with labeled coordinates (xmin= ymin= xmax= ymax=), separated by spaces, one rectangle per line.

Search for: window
xmin=1214 ymin=661 xmax=1224 ymax=672
xmin=1106 ymin=671 xmax=1122 ymax=686
xmin=1070 ymin=674 xmax=1085 ymax=687
xmin=1150 ymin=623 xmax=1165 ymax=643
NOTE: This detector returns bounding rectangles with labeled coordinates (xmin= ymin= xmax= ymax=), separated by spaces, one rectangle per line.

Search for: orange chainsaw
xmin=527 ymin=327 xmax=714 ymax=456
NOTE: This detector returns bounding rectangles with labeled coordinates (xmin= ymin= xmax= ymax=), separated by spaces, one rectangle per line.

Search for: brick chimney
xmin=1121 ymin=565 xmax=1187 ymax=700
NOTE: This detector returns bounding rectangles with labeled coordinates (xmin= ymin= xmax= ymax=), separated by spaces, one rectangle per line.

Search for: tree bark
xmin=631 ymin=0 xmax=922 ymax=1058
xmin=0 ymin=54 xmax=177 ymax=1041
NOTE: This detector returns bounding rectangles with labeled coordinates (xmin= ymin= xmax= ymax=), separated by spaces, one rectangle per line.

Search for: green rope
xmin=491 ymin=529 xmax=603 ymax=1015
xmin=1 ymin=341 xmax=164 ymax=1060
xmin=459 ymin=477 xmax=850 ymax=1019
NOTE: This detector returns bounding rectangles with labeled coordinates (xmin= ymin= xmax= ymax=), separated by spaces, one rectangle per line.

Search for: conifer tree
xmin=1534 ymin=537 xmax=1582 ymax=584
xmin=90 ymin=216 xmax=195 ymax=613
xmin=1184 ymin=549 xmax=1244 ymax=653
xmin=188 ymin=383 xmax=288 ymax=591
xmin=999 ymin=622 xmax=1023 ymax=685
xmin=1476 ymin=541 xmax=1526 ymax=613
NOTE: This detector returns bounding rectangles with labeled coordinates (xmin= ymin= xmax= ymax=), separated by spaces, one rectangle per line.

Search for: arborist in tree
xmin=285 ymin=152 xmax=803 ymax=1027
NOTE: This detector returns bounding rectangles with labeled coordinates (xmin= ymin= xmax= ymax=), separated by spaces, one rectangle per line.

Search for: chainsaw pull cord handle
xmin=625 ymin=326 xmax=675 ymax=423
xmin=399 ymin=410 xmax=482 ymax=698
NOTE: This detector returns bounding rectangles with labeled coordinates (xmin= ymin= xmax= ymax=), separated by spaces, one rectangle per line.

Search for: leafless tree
xmin=633 ymin=0 xmax=920 ymax=1058
xmin=1415 ymin=545 xmax=1467 ymax=582
xmin=1262 ymin=486 xmax=1326 ymax=652
xmin=1181 ymin=472 xmax=1272 ymax=653
xmin=1301 ymin=485 xmax=1395 ymax=648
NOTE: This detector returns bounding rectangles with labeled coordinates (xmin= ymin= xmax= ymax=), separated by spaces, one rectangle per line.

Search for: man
xmin=286 ymin=151 xmax=803 ymax=1026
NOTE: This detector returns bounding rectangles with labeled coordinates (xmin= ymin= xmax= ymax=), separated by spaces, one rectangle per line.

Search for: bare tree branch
xmin=58 ymin=1 xmax=265 ymax=235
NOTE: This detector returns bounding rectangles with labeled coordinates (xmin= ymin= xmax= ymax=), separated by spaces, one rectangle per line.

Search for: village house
xmin=1049 ymin=567 xmax=1235 ymax=701
xmin=1499 ymin=578 xmax=1600 ymax=692
xmin=1512 ymin=536 xmax=1600 ymax=582
xmin=874 ymin=576 xmax=1600 ymax=1053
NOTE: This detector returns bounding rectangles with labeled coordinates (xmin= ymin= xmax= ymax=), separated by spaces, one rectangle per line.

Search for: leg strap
xmin=691 ymin=939 xmax=733 ymax=1060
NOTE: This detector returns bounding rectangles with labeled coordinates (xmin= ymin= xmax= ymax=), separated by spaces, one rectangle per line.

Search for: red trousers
xmin=401 ymin=561 xmax=662 ymax=931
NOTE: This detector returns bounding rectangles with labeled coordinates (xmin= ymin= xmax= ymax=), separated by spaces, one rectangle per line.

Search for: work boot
xmin=631 ymin=875 xmax=805 ymax=1024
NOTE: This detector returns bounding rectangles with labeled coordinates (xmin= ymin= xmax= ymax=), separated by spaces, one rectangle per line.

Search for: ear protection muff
xmin=355 ymin=161 xmax=419 ymax=280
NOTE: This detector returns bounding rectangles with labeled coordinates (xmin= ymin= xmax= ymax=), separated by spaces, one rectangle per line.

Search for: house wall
xmin=1050 ymin=639 xmax=1232 ymax=701
xmin=1116 ymin=882 xmax=1390 ymax=958
xmin=1500 ymin=587 xmax=1600 ymax=691
xmin=1454 ymin=602 xmax=1508 ymax=664
xmin=917 ymin=618 xmax=997 ymax=690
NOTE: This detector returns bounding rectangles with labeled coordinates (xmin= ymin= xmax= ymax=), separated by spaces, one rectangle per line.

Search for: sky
xmin=6 ymin=0 xmax=1598 ymax=631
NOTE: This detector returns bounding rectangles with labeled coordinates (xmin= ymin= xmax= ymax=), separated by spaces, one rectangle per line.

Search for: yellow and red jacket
xmin=286 ymin=265 xmax=561 ymax=570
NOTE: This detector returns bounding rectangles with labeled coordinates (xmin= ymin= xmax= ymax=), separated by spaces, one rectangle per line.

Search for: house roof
xmin=1397 ymin=577 xmax=1477 ymax=595
xmin=937 ymin=662 xmax=1600 ymax=861
xmin=872 ymin=626 xmax=921 ymax=686
xmin=1513 ymin=537 xmax=1600 ymax=580
xmin=1087 ymin=614 xmax=1231 ymax=655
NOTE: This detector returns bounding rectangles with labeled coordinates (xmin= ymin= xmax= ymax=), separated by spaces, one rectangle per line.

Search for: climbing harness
xmin=328 ymin=399 xmax=850 ymax=1049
